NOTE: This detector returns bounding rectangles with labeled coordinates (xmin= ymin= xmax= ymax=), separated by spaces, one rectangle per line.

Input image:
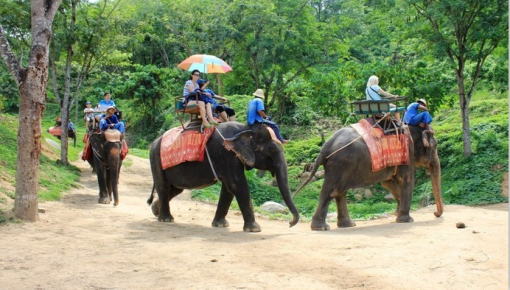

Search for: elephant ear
xmin=223 ymin=130 xmax=257 ymax=167
xmin=88 ymin=133 xmax=104 ymax=152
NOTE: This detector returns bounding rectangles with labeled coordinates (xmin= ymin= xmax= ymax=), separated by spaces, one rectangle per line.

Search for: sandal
xmin=210 ymin=121 xmax=220 ymax=126
xmin=203 ymin=123 xmax=212 ymax=128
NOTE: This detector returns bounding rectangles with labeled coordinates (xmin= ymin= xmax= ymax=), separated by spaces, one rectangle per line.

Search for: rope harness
xmin=326 ymin=113 xmax=390 ymax=159
xmin=91 ymin=135 xmax=122 ymax=171
xmin=328 ymin=113 xmax=410 ymax=177
xmin=201 ymin=126 xmax=227 ymax=182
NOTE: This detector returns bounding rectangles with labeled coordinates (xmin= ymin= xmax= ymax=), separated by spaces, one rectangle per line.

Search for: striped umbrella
xmin=177 ymin=54 xmax=233 ymax=74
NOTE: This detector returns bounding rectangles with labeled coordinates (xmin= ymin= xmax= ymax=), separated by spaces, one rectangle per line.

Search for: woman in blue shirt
xmin=183 ymin=70 xmax=217 ymax=127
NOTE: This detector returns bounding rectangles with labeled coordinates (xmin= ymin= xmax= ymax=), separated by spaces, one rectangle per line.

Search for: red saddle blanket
xmin=160 ymin=126 xmax=215 ymax=170
xmin=48 ymin=126 xmax=62 ymax=136
xmin=81 ymin=134 xmax=129 ymax=161
xmin=351 ymin=119 xmax=409 ymax=172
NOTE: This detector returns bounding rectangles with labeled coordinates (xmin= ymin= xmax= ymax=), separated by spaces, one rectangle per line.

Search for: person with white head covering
xmin=247 ymin=89 xmax=289 ymax=144
xmin=366 ymin=75 xmax=402 ymax=124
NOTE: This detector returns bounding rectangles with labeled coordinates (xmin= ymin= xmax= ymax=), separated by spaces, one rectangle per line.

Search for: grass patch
xmin=129 ymin=148 xmax=150 ymax=159
xmin=0 ymin=112 xmax=83 ymax=222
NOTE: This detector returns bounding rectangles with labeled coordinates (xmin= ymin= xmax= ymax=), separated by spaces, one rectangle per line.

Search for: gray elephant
xmin=148 ymin=122 xmax=299 ymax=232
xmin=296 ymin=124 xmax=443 ymax=230
xmin=88 ymin=130 xmax=123 ymax=206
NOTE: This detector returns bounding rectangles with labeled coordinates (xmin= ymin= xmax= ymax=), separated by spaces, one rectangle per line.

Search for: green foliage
xmin=191 ymin=183 xmax=221 ymax=204
xmin=426 ymin=92 xmax=508 ymax=205
xmin=191 ymin=170 xmax=283 ymax=207
xmin=283 ymin=137 xmax=324 ymax=166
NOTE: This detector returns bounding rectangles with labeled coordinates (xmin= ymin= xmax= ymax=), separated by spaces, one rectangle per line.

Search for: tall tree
xmin=228 ymin=0 xmax=333 ymax=116
xmin=51 ymin=0 xmax=121 ymax=165
xmin=409 ymin=0 xmax=508 ymax=157
xmin=0 ymin=0 xmax=62 ymax=221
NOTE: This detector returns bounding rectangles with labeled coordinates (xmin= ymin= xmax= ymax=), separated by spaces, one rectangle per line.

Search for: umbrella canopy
xmin=177 ymin=54 xmax=233 ymax=74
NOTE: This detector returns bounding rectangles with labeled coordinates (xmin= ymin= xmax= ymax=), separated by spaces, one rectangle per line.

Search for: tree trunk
xmin=457 ymin=75 xmax=472 ymax=158
xmin=216 ymin=75 xmax=224 ymax=96
xmin=59 ymin=0 xmax=78 ymax=166
xmin=15 ymin=72 xmax=47 ymax=221
xmin=0 ymin=0 xmax=62 ymax=221
xmin=460 ymin=98 xmax=471 ymax=157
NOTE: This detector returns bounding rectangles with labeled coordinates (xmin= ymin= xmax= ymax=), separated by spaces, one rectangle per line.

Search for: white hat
xmin=253 ymin=89 xmax=265 ymax=99
xmin=107 ymin=106 xmax=117 ymax=113
xmin=417 ymin=99 xmax=427 ymax=106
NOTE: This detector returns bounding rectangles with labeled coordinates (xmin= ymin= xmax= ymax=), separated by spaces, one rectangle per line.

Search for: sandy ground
xmin=0 ymin=154 xmax=508 ymax=290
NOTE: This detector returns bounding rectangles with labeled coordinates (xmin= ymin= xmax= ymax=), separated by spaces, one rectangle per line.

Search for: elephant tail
xmin=147 ymin=184 xmax=155 ymax=205
xmin=292 ymin=153 xmax=324 ymax=198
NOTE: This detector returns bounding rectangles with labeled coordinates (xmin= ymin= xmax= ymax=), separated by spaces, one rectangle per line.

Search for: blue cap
xmin=197 ymin=79 xmax=207 ymax=87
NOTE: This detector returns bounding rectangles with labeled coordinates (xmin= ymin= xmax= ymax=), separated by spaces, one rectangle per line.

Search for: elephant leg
xmin=212 ymin=184 xmax=233 ymax=228
xmin=227 ymin=179 xmax=260 ymax=232
xmin=106 ymin=170 xmax=113 ymax=202
xmin=157 ymin=186 xmax=183 ymax=223
xmin=311 ymin=183 xmax=336 ymax=231
xmin=157 ymin=186 xmax=173 ymax=222
xmin=381 ymin=179 xmax=400 ymax=216
xmin=151 ymin=198 xmax=160 ymax=217
xmin=335 ymin=192 xmax=356 ymax=228
xmin=95 ymin=160 xmax=110 ymax=204
xmin=382 ymin=174 xmax=414 ymax=223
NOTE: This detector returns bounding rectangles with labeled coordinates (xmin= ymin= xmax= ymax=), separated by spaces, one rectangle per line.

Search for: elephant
xmin=88 ymin=129 xmax=123 ymax=206
xmin=47 ymin=125 xmax=77 ymax=147
xmin=148 ymin=122 xmax=299 ymax=232
xmin=295 ymin=124 xmax=443 ymax=230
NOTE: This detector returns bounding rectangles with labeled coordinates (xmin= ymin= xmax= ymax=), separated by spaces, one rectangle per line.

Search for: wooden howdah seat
xmin=350 ymin=96 xmax=407 ymax=115
xmin=174 ymin=95 xmax=231 ymax=130
xmin=350 ymin=96 xmax=408 ymax=134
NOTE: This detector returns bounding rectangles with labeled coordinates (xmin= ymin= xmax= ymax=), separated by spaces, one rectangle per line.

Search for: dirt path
xmin=0 ymin=155 xmax=508 ymax=289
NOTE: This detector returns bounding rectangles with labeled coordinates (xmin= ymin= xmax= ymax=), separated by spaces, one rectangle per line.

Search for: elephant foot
xmin=243 ymin=222 xmax=261 ymax=232
xmin=212 ymin=218 xmax=229 ymax=228
xmin=113 ymin=200 xmax=119 ymax=207
xmin=337 ymin=219 xmax=356 ymax=228
xmin=158 ymin=213 xmax=174 ymax=222
xmin=98 ymin=197 xmax=110 ymax=204
xmin=311 ymin=221 xmax=330 ymax=231
xmin=151 ymin=200 xmax=160 ymax=217
xmin=396 ymin=215 xmax=414 ymax=223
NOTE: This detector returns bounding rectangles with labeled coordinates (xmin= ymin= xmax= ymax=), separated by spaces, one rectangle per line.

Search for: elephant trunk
xmin=429 ymin=152 xmax=443 ymax=217
xmin=274 ymin=161 xmax=300 ymax=227
xmin=109 ymin=143 xmax=122 ymax=206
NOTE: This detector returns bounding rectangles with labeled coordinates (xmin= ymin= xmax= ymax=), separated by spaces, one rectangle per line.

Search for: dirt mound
xmin=0 ymin=155 xmax=507 ymax=289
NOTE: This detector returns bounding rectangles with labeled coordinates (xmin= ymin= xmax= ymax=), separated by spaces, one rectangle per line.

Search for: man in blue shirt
xmin=96 ymin=92 xmax=116 ymax=122
xmin=247 ymin=89 xmax=289 ymax=144
xmin=99 ymin=106 xmax=126 ymax=139
xmin=403 ymin=98 xmax=434 ymax=133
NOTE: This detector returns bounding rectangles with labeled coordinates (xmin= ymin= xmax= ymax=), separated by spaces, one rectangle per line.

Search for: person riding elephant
xmin=295 ymin=124 xmax=443 ymax=230
xmin=148 ymin=121 xmax=299 ymax=232
xmin=99 ymin=106 xmax=125 ymax=140
xmin=403 ymin=98 xmax=434 ymax=133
